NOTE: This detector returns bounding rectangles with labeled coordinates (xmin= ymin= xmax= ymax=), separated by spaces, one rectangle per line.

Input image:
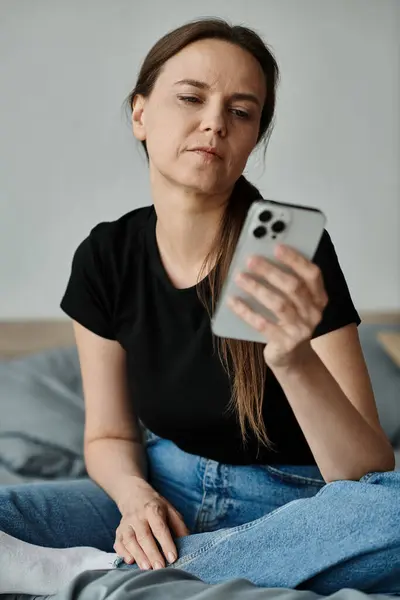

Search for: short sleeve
xmin=312 ymin=229 xmax=361 ymax=339
xmin=60 ymin=225 xmax=116 ymax=340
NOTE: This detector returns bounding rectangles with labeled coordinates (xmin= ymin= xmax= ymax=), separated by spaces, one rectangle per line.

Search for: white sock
xmin=0 ymin=531 xmax=118 ymax=595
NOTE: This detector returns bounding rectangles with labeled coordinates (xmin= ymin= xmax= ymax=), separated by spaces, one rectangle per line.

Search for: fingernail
xmin=167 ymin=552 xmax=176 ymax=564
xmin=154 ymin=561 xmax=164 ymax=570
xmin=141 ymin=561 xmax=151 ymax=570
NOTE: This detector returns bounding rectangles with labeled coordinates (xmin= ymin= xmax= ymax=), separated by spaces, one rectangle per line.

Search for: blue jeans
xmin=0 ymin=431 xmax=399 ymax=595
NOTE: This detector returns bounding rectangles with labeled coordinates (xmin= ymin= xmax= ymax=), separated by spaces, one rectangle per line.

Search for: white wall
xmin=0 ymin=0 xmax=399 ymax=318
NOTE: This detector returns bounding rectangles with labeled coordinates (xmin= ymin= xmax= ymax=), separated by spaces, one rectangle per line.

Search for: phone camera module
xmin=253 ymin=226 xmax=267 ymax=238
xmin=259 ymin=210 xmax=273 ymax=223
xmin=272 ymin=220 xmax=286 ymax=233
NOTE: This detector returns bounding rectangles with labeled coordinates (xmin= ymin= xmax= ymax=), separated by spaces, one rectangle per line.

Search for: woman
xmin=0 ymin=17 xmax=398 ymax=597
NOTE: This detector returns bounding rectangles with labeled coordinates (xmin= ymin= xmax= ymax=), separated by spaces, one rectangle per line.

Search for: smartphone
xmin=211 ymin=199 xmax=326 ymax=343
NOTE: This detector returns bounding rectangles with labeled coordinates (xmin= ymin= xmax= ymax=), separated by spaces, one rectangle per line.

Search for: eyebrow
xmin=173 ymin=79 xmax=262 ymax=108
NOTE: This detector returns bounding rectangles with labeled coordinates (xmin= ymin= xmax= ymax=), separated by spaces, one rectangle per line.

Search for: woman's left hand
xmin=227 ymin=244 xmax=329 ymax=370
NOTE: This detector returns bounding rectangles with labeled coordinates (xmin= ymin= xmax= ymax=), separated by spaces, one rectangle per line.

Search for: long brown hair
xmin=125 ymin=18 xmax=280 ymax=450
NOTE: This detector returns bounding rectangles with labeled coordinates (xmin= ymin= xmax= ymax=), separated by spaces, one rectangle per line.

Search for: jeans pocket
xmin=262 ymin=464 xmax=326 ymax=487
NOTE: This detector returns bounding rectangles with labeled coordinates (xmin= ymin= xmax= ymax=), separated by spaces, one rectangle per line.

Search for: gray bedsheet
xmin=8 ymin=568 xmax=395 ymax=600
xmin=0 ymin=347 xmax=85 ymax=484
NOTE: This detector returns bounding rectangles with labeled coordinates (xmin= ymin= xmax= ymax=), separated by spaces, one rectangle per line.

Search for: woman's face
xmin=132 ymin=38 xmax=266 ymax=196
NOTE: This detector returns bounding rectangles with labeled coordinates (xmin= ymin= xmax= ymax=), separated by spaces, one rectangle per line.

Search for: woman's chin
xmin=177 ymin=173 xmax=229 ymax=196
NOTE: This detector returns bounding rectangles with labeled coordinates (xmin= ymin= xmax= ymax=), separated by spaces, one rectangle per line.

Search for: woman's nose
xmin=199 ymin=109 xmax=227 ymax=137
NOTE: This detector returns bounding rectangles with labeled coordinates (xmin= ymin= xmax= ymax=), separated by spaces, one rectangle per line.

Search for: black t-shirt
xmin=60 ymin=205 xmax=361 ymax=466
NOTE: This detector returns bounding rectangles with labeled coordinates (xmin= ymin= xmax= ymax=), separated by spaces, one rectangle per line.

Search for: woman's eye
xmin=179 ymin=95 xmax=200 ymax=104
xmin=231 ymin=109 xmax=250 ymax=119
xmin=178 ymin=96 xmax=250 ymax=119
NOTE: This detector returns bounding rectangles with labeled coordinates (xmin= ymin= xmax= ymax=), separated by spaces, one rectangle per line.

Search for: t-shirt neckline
xmin=145 ymin=205 xmax=211 ymax=295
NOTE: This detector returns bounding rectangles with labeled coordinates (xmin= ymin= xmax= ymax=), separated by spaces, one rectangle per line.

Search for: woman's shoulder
xmin=68 ymin=204 xmax=154 ymax=288
xmin=60 ymin=205 xmax=155 ymax=338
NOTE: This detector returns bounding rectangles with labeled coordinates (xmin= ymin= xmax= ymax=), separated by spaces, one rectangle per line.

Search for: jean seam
xmin=264 ymin=465 xmax=325 ymax=486
xmin=193 ymin=459 xmax=211 ymax=532
xmin=172 ymin=498 xmax=304 ymax=569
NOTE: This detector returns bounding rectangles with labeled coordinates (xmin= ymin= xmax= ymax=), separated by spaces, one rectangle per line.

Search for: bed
xmin=0 ymin=316 xmax=399 ymax=599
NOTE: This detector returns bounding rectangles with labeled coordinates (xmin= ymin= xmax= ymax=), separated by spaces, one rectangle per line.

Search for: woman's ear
xmin=132 ymin=95 xmax=146 ymax=141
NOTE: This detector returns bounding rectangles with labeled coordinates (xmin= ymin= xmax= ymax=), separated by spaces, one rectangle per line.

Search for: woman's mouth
xmin=189 ymin=147 xmax=222 ymax=160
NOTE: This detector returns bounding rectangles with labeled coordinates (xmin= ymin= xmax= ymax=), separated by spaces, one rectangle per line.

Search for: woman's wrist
xmin=115 ymin=474 xmax=151 ymax=513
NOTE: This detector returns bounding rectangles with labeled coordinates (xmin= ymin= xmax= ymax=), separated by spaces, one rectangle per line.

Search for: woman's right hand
xmin=113 ymin=476 xmax=190 ymax=570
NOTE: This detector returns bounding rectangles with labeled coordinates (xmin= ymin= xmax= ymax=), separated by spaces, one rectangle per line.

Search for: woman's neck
xmin=151 ymin=174 xmax=231 ymax=288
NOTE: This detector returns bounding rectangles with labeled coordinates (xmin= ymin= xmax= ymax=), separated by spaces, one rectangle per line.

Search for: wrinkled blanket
xmin=4 ymin=567 xmax=395 ymax=600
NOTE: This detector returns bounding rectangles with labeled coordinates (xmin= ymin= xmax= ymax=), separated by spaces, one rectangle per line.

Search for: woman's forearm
xmin=270 ymin=346 xmax=395 ymax=483
xmin=84 ymin=437 xmax=148 ymax=512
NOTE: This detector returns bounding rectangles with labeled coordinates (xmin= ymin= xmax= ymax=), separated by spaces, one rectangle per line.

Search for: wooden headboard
xmin=0 ymin=320 xmax=75 ymax=360
xmin=0 ymin=313 xmax=398 ymax=360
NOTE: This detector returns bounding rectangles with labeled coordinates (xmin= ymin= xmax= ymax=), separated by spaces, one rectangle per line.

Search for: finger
xmin=227 ymin=295 xmax=281 ymax=338
xmin=135 ymin=519 xmax=167 ymax=569
xmin=234 ymin=272 xmax=298 ymax=325
xmin=246 ymin=254 xmax=312 ymax=303
xmin=113 ymin=539 xmax=135 ymax=565
xmin=274 ymin=245 xmax=328 ymax=308
xmin=167 ymin=505 xmax=190 ymax=538
xmin=245 ymin=246 xmax=325 ymax=328
xmin=148 ymin=511 xmax=180 ymax=566
xmin=238 ymin=263 xmax=316 ymax=326
xmin=121 ymin=526 xmax=152 ymax=570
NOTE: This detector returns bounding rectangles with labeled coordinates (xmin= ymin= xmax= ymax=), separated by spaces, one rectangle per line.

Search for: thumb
xmin=167 ymin=505 xmax=190 ymax=538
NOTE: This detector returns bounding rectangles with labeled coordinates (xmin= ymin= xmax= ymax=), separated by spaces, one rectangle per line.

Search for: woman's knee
xmin=0 ymin=478 xmax=119 ymax=549
xmin=0 ymin=482 xmax=47 ymax=541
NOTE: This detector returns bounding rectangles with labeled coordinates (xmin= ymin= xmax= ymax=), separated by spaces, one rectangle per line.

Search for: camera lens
xmin=272 ymin=220 xmax=286 ymax=233
xmin=253 ymin=226 xmax=267 ymax=238
xmin=259 ymin=210 xmax=273 ymax=223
